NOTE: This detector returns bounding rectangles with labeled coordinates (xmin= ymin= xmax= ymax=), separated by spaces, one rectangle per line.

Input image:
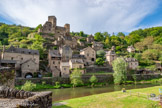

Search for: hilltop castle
xmin=38 ymin=16 xmax=70 ymax=37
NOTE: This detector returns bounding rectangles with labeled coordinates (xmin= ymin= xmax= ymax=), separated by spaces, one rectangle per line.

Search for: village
xmin=0 ymin=16 xmax=141 ymax=79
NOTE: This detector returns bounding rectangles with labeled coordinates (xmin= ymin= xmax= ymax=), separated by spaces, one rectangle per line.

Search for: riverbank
xmin=53 ymin=86 xmax=162 ymax=108
xmin=16 ymin=77 xmax=162 ymax=91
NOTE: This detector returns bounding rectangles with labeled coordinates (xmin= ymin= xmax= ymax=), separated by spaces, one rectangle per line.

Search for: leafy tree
xmin=96 ymin=50 xmax=105 ymax=58
xmin=70 ymin=69 xmax=83 ymax=88
xmin=95 ymin=58 xmax=105 ymax=66
xmin=117 ymin=32 xmax=125 ymax=37
xmin=104 ymin=36 xmax=111 ymax=48
xmin=89 ymin=75 xmax=98 ymax=87
xmin=94 ymin=32 xmax=104 ymax=41
xmin=112 ymin=57 xmax=128 ymax=85
xmin=142 ymin=49 xmax=159 ymax=60
xmin=79 ymin=31 xmax=84 ymax=37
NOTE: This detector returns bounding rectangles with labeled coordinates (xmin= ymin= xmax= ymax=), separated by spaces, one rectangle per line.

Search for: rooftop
xmin=5 ymin=46 xmax=39 ymax=55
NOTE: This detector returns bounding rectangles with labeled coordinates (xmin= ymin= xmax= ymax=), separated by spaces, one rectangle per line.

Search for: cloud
xmin=0 ymin=0 xmax=160 ymax=34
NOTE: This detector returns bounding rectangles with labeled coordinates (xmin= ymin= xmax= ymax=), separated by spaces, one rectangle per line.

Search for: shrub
xmin=54 ymin=82 xmax=61 ymax=89
xmin=21 ymin=81 xmax=36 ymax=91
xmin=89 ymin=75 xmax=98 ymax=87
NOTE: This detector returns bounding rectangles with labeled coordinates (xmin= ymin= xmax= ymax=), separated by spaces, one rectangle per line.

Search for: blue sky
xmin=0 ymin=0 xmax=162 ymax=34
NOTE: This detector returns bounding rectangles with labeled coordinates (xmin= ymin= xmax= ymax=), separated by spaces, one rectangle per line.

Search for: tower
xmin=64 ymin=23 xmax=70 ymax=35
xmin=48 ymin=16 xmax=57 ymax=28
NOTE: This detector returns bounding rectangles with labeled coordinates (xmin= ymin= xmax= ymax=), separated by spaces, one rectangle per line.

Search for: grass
xmin=53 ymin=86 xmax=162 ymax=108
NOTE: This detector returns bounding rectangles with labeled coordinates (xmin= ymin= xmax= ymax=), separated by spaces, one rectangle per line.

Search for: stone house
xmin=59 ymin=45 xmax=73 ymax=62
xmin=106 ymin=46 xmax=117 ymax=65
xmin=127 ymin=45 xmax=135 ymax=53
xmin=1 ymin=46 xmax=39 ymax=78
xmin=60 ymin=62 xmax=70 ymax=78
xmin=69 ymin=59 xmax=85 ymax=74
xmin=38 ymin=16 xmax=70 ymax=38
xmin=80 ymin=46 xmax=96 ymax=65
xmin=92 ymin=41 xmax=104 ymax=51
xmin=48 ymin=50 xmax=61 ymax=77
xmin=20 ymin=59 xmax=39 ymax=78
xmin=86 ymin=35 xmax=94 ymax=43
xmin=124 ymin=58 xmax=139 ymax=70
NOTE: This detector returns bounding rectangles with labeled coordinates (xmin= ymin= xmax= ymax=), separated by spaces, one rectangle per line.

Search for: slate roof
xmin=49 ymin=50 xmax=61 ymax=57
xmin=5 ymin=46 xmax=39 ymax=55
xmin=80 ymin=46 xmax=94 ymax=52
xmin=72 ymin=54 xmax=85 ymax=59
xmin=0 ymin=60 xmax=17 ymax=64
xmin=70 ymin=59 xmax=84 ymax=64
xmin=20 ymin=59 xmax=37 ymax=65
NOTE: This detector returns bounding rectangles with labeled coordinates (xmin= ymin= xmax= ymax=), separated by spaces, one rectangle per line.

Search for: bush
xmin=21 ymin=81 xmax=36 ymax=91
xmin=89 ymin=75 xmax=98 ymax=87
xmin=54 ymin=82 xmax=61 ymax=89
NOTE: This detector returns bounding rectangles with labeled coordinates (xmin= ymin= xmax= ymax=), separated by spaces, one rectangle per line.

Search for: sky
xmin=0 ymin=0 xmax=162 ymax=34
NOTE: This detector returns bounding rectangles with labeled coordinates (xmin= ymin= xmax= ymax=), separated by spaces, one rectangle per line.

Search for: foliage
xmin=94 ymin=32 xmax=104 ymax=41
xmin=21 ymin=81 xmax=36 ymax=91
xmin=95 ymin=58 xmax=105 ymax=66
xmin=70 ymin=69 xmax=83 ymax=88
xmin=96 ymin=50 xmax=106 ymax=58
xmin=112 ymin=57 xmax=128 ymax=85
xmin=89 ymin=75 xmax=98 ymax=87
xmin=54 ymin=81 xmax=61 ymax=89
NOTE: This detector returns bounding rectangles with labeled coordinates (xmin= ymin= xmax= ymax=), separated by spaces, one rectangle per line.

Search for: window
xmin=64 ymin=68 xmax=66 ymax=70
xmin=53 ymin=61 xmax=55 ymax=64
xmin=58 ymin=61 xmax=60 ymax=64
xmin=21 ymin=58 xmax=23 ymax=60
xmin=28 ymin=65 xmax=29 ymax=67
xmin=29 ymin=52 xmax=31 ymax=54
xmin=11 ymin=57 xmax=14 ymax=60
xmin=87 ymin=53 xmax=89 ymax=56
xmin=55 ymin=66 xmax=57 ymax=68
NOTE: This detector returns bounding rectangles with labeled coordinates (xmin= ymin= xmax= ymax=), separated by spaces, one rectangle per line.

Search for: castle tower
xmin=64 ymin=23 xmax=70 ymax=35
xmin=48 ymin=16 xmax=57 ymax=28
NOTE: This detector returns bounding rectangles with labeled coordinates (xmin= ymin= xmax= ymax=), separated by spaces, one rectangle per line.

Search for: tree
xmin=89 ymin=75 xmax=98 ymax=87
xmin=21 ymin=81 xmax=36 ymax=91
xmin=112 ymin=57 xmax=128 ymax=85
xmin=70 ymin=69 xmax=83 ymax=88
xmin=117 ymin=32 xmax=125 ymax=37
xmin=96 ymin=50 xmax=105 ymax=58
xmin=94 ymin=32 xmax=104 ymax=41
xmin=95 ymin=58 xmax=105 ymax=66
xmin=34 ymin=24 xmax=42 ymax=32
xmin=79 ymin=31 xmax=84 ymax=37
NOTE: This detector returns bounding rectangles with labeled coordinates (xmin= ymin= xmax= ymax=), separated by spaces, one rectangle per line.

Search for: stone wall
xmin=15 ymin=74 xmax=161 ymax=86
xmin=86 ymin=66 xmax=113 ymax=73
xmin=0 ymin=86 xmax=52 ymax=108
xmin=0 ymin=67 xmax=15 ymax=88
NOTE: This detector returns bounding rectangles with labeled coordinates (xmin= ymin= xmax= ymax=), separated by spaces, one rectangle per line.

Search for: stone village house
xmin=0 ymin=46 xmax=40 ymax=78
xmin=80 ymin=46 xmax=96 ymax=66
xmin=127 ymin=45 xmax=135 ymax=53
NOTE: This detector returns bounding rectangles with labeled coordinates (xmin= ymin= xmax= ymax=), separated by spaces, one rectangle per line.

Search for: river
xmin=48 ymin=83 xmax=161 ymax=102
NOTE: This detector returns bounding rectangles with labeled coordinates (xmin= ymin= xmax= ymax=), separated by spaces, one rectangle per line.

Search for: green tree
xmin=117 ymin=32 xmax=125 ymax=37
xmin=95 ymin=58 xmax=105 ymax=66
xmin=112 ymin=57 xmax=128 ymax=85
xmin=94 ymin=32 xmax=104 ymax=41
xmin=70 ymin=69 xmax=83 ymax=88
xmin=89 ymin=75 xmax=98 ymax=87
xmin=96 ymin=50 xmax=105 ymax=58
